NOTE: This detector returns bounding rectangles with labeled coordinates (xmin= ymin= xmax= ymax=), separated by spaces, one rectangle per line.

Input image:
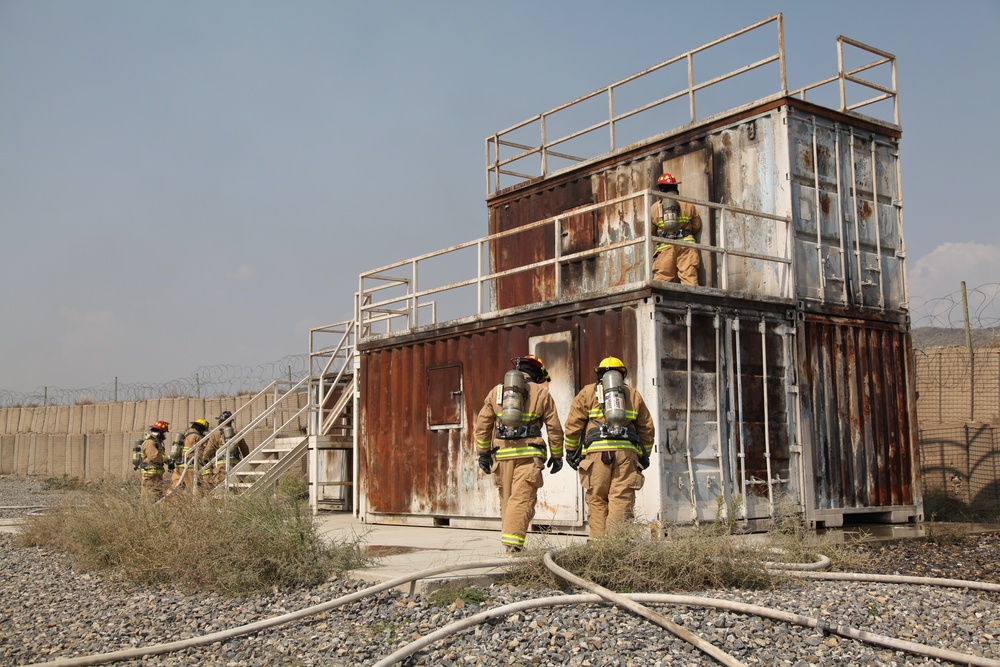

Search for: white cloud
xmin=227 ymin=264 xmax=255 ymax=281
xmin=908 ymin=242 xmax=1000 ymax=327
xmin=908 ymin=242 xmax=1000 ymax=300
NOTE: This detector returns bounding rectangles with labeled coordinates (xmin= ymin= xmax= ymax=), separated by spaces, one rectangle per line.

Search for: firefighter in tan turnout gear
xmin=134 ymin=420 xmax=171 ymax=503
xmin=171 ymin=418 xmax=209 ymax=493
xmin=475 ymin=355 xmax=564 ymax=553
xmin=200 ymin=410 xmax=249 ymax=491
xmin=564 ymin=357 xmax=655 ymax=539
xmin=650 ymin=172 xmax=702 ymax=285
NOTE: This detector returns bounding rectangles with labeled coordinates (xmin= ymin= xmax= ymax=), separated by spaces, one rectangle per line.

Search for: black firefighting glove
xmin=546 ymin=457 xmax=563 ymax=474
xmin=477 ymin=451 xmax=493 ymax=474
xmin=167 ymin=461 xmax=176 ymax=472
xmin=566 ymin=447 xmax=582 ymax=471
xmin=637 ymin=452 xmax=650 ymax=470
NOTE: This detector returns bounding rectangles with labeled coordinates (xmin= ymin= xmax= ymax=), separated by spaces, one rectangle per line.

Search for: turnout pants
xmin=494 ymin=457 xmax=544 ymax=550
xmin=578 ymin=449 xmax=645 ymax=538
xmin=653 ymin=244 xmax=700 ymax=285
xmin=140 ymin=472 xmax=165 ymax=503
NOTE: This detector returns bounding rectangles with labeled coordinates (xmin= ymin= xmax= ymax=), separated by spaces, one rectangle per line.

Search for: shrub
xmin=16 ymin=484 xmax=369 ymax=595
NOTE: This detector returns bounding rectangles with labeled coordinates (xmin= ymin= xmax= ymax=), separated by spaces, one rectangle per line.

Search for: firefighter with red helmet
xmin=138 ymin=420 xmax=171 ymax=503
xmin=474 ymin=354 xmax=564 ymax=553
xmin=171 ymin=418 xmax=210 ymax=493
xmin=650 ymin=172 xmax=702 ymax=285
xmin=564 ymin=357 xmax=656 ymax=539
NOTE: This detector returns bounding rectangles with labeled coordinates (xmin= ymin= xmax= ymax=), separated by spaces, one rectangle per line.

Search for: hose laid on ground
xmin=374 ymin=591 xmax=1000 ymax=667
xmin=543 ymin=550 xmax=746 ymax=667
xmin=19 ymin=557 xmax=511 ymax=667
xmin=784 ymin=569 xmax=1000 ymax=593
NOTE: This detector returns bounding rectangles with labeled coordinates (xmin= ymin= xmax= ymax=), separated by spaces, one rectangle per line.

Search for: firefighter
xmin=474 ymin=355 xmax=564 ymax=553
xmin=138 ymin=420 xmax=171 ymax=503
xmin=171 ymin=418 xmax=209 ymax=493
xmin=650 ymin=172 xmax=702 ymax=285
xmin=564 ymin=357 xmax=655 ymax=539
xmin=201 ymin=410 xmax=249 ymax=491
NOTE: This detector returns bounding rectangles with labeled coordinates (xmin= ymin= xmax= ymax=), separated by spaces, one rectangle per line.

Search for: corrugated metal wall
xmin=799 ymin=316 xmax=917 ymax=513
xmin=359 ymin=303 xmax=638 ymax=519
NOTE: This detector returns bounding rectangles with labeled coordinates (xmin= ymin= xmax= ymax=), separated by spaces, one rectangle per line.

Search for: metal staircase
xmin=159 ymin=318 xmax=358 ymax=507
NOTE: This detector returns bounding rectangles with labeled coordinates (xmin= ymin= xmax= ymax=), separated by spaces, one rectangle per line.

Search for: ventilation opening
xmin=433 ymin=517 xmax=450 ymax=527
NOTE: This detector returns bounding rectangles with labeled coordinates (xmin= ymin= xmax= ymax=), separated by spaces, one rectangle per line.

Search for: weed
xmin=16 ymin=484 xmax=370 ymax=595
xmin=428 ymin=585 xmax=490 ymax=607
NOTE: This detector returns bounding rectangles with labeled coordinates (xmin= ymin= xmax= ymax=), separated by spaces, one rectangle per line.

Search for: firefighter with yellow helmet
xmin=650 ymin=172 xmax=702 ymax=285
xmin=171 ymin=418 xmax=210 ymax=493
xmin=200 ymin=410 xmax=249 ymax=491
xmin=564 ymin=356 xmax=655 ymax=539
xmin=474 ymin=355 xmax=564 ymax=553
xmin=135 ymin=420 xmax=171 ymax=503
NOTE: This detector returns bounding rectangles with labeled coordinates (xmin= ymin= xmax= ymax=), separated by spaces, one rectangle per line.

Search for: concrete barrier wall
xmin=0 ymin=393 xmax=309 ymax=481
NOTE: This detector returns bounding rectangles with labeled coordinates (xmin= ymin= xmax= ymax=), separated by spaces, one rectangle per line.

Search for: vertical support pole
xmin=734 ymin=316 xmax=748 ymax=518
xmin=607 ymin=85 xmax=616 ymax=152
xmin=713 ymin=311 xmax=726 ymax=514
xmin=719 ymin=206 xmax=729 ymax=292
xmin=837 ymin=37 xmax=846 ymax=113
xmin=477 ymin=239 xmax=484 ymax=316
xmin=776 ymin=13 xmax=787 ymax=93
xmin=760 ymin=317 xmax=774 ymax=516
xmin=962 ymin=281 xmax=975 ymax=421
xmin=554 ymin=216 xmax=563 ymax=299
xmin=684 ymin=307 xmax=698 ymax=523
xmin=540 ymin=113 xmax=548 ymax=178
xmin=643 ymin=191 xmax=653 ymax=281
xmin=410 ymin=260 xmax=418 ymax=330
xmin=687 ymin=53 xmax=696 ymax=122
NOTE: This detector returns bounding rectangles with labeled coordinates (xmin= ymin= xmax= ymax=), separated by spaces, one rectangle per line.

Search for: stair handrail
xmin=309 ymin=319 xmax=357 ymax=437
xmin=158 ymin=380 xmax=289 ymax=501
xmin=220 ymin=400 xmax=312 ymax=494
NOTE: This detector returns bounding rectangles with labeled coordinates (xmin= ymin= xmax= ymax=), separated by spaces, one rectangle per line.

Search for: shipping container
xmin=311 ymin=14 xmax=921 ymax=532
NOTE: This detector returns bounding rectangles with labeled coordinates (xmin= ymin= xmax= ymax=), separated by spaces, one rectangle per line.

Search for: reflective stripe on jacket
xmin=563 ymin=382 xmax=655 ymax=456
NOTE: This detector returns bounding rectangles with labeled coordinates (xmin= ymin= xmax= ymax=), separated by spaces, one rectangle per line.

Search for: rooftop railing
xmin=486 ymin=13 xmax=897 ymax=194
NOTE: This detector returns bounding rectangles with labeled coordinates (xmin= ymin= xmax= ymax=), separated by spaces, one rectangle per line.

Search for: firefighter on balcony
xmin=171 ymin=418 xmax=209 ymax=493
xmin=564 ymin=357 xmax=655 ymax=539
xmin=201 ymin=410 xmax=249 ymax=491
xmin=134 ymin=420 xmax=171 ymax=503
xmin=474 ymin=355 xmax=564 ymax=553
xmin=650 ymin=172 xmax=702 ymax=285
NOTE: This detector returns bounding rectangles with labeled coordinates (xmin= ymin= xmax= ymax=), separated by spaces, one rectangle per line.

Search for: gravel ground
xmin=1 ymin=476 xmax=998 ymax=667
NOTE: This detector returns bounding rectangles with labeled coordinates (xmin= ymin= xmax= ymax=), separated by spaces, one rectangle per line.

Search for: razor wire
xmin=0 ymin=355 xmax=310 ymax=408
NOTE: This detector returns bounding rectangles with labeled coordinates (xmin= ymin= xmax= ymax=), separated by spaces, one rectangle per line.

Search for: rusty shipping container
xmin=343 ymin=15 xmax=920 ymax=531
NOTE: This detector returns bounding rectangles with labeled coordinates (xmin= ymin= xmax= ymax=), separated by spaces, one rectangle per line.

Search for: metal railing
xmin=158 ymin=378 xmax=309 ymax=500
xmin=790 ymin=35 xmax=899 ymax=125
xmin=486 ymin=14 xmax=786 ymax=194
xmin=486 ymin=13 xmax=898 ymax=194
xmin=358 ymin=190 xmax=793 ymax=336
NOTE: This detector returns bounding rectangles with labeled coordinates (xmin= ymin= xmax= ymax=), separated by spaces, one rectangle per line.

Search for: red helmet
xmin=657 ymin=172 xmax=679 ymax=187
xmin=512 ymin=354 xmax=551 ymax=383
xmin=150 ymin=420 xmax=170 ymax=432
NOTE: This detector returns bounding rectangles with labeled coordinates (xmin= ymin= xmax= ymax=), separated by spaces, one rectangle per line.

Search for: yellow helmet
xmin=594 ymin=356 xmax=627 ymax=378
xmin=192 ymin=419 xmax=210 ymax=430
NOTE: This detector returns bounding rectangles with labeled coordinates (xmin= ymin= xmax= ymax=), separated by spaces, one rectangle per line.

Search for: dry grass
xmin=505 ymin=522 xmax=774 ymax=593
xmin=16 ymin=481 xmax=370 ymax=595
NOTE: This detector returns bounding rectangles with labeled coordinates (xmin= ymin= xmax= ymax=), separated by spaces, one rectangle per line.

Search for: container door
xmin=530 ymin=331 xmax=584 ymax=526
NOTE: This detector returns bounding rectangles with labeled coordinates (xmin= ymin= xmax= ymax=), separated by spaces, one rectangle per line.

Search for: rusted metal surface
xmin=360 ymin=305 xmax=637 ymax=518
xmin=800 ymin=316 xmax=916 ymax=510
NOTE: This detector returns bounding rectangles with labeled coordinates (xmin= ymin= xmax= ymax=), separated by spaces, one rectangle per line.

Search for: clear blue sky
xmin=1 ymin=1 xmax=998 ymax=395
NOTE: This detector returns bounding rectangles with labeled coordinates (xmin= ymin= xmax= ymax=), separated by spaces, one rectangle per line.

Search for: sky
xmin=1 ymin=0 xmax=998 ymax=396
